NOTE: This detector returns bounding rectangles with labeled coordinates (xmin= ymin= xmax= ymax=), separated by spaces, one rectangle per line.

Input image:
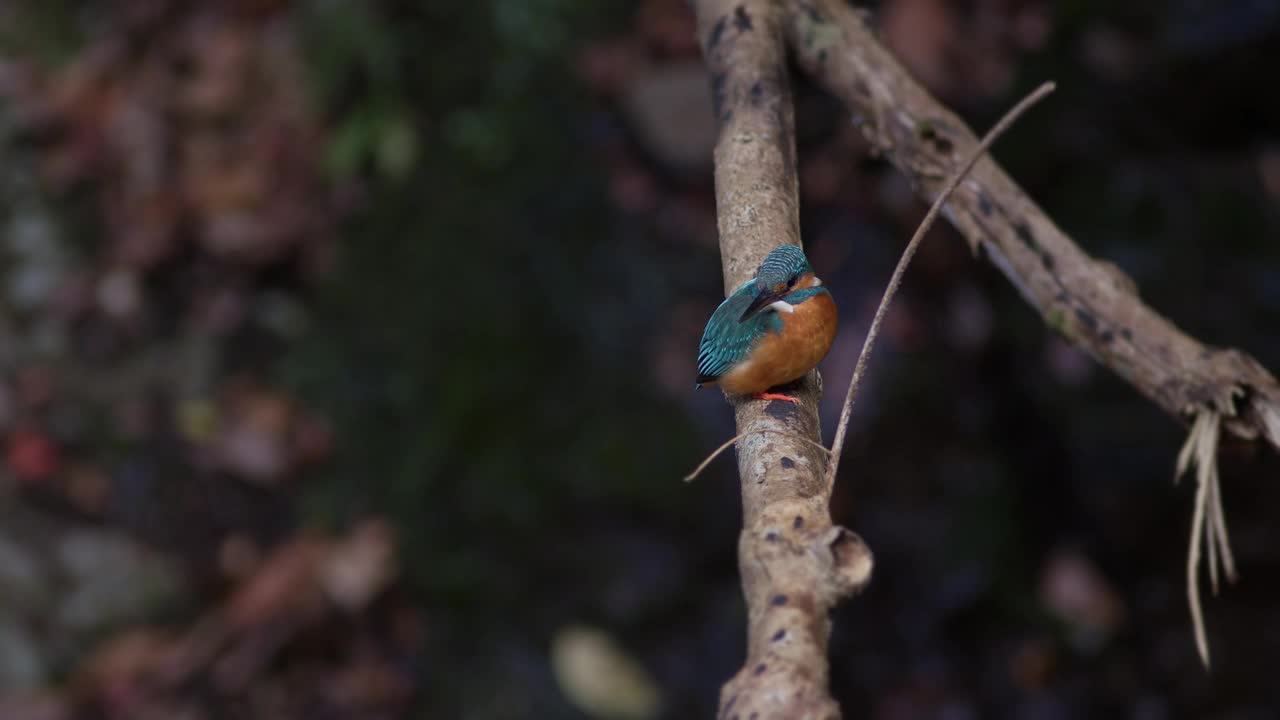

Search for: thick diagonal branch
xmin=787 ymin=0 xmax=1280 ymax=449
xmin=694 ymin=1 xmax=872 ymax=718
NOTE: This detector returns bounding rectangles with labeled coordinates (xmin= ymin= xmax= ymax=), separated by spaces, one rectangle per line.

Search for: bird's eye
xmin=787 ymin=277 xmax=797 ymax=288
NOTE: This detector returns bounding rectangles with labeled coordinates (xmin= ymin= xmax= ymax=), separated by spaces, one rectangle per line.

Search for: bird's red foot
xmin=753 ymin=391 xmax=800 ymax=404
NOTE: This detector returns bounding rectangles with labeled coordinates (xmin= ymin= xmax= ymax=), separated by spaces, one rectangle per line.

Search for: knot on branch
xmin=817 ymin=526 xmax=873 ymax=600
xmin=1093 ymin=259 xmax=1138 ymax=296
xmin=726 ymin=498 xmax=873 ymax=719
xmin=744 ymin=502 xmax=872 ymax=601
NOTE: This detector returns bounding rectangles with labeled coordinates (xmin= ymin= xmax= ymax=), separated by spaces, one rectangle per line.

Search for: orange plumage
xmin=696 ymin=247 xmax=839 ymax=402
xmin=715 ymin=280 xmax=837 ymax=394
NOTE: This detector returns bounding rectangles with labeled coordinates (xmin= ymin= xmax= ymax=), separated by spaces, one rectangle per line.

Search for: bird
xmin=695 ymin=245 xmax=837 ymax=403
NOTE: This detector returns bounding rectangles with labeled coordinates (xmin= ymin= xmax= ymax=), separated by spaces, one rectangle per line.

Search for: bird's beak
xmin=739 ymin=286 xmax=785 ymax=322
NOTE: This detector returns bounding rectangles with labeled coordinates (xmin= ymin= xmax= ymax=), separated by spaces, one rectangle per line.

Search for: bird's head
xmin=740 ymin=245 xmax=823 ymax=321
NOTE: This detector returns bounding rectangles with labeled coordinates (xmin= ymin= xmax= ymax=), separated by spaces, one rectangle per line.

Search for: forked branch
xmin=787 ymin=0 xmax=1280 ymax=451
xmin=823 ymin=81 xmax=1056 ymax=494
xmin=786 ymin=0 xmax=1279 ymax=667
xmin=690 ymin=0 xmax=1280 ymax=714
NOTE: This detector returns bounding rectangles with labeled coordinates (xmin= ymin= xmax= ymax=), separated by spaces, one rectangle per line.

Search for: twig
xmin=684 ymin=429 xmax=831 ymax=483
xmin=1175 ymin=410 xmax=1238 ymax=668
xmin=789 ymin=0 xmax=1279 ymax=675
xmin=823 ymin=82 xmax=1056 ymax=494
xmin=789 ymin=0 xmax=1280 ymax=453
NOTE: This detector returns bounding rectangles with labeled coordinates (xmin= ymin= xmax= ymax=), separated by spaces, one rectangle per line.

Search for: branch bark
xmin=786 ymin=0 xmax=1280 ymax=449
xmin=692 ymin=0 xmax=1280 ymax=714
xmin=694 ymin=1 xmax=872 ymax=718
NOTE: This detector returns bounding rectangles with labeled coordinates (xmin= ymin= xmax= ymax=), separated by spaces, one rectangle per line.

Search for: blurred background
xmin=0 ymin=0 xmax=1277 ymax=718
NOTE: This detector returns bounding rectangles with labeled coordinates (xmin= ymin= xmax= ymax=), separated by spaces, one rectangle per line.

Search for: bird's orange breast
xmin=718 ymin=291 xmax=838 ymax=395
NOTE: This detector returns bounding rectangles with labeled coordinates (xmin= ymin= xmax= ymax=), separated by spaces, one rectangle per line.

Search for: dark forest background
xmin=0 ymin=1 xmax=1278 ymax=718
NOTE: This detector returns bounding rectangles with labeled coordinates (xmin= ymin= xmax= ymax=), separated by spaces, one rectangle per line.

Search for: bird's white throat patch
xmin=767 ymin=300 xmax=796 ymax=314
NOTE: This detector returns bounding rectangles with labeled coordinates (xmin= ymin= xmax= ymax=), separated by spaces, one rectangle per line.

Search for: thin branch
xmin=824 ymin=82 xmax=1055 ymax=494
xmin=788 ymin=0 xmax=1280 ymax=452
xmin=684 ymin=429 xmax=830 ymax=483
xmin=788 ymin=0 xmax=1273 ymax=666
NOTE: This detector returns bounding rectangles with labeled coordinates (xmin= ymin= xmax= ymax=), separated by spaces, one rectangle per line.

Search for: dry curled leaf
xmin=1176 ymin=410 xmax=1237 ymax=667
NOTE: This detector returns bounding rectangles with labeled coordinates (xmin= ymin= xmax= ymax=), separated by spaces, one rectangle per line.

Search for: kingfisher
xmin=696 ymin=245 xmax=838 ymax=403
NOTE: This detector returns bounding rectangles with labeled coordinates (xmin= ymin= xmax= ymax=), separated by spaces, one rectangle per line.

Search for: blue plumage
xmin=696 ymin=280 xmax=783 ymax=385
xmin=695 ymin=245 xmax=827 ymax=387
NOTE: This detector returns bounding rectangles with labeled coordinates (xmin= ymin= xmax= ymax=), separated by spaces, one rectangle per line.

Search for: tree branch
xmin=786 ymin=0 xmax=1280 ymax=450
xmin=824 ymin=82 xmax=1056 ymax=495
xmin=694 ymin=1 xmax=871 ymax=717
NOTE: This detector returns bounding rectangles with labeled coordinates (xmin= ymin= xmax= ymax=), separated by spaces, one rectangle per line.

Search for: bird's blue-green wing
xmin=696 ymin=280 xmax=777 ymax=384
